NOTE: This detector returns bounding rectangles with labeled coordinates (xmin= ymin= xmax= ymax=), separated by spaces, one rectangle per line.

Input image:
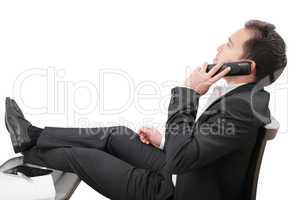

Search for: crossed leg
xmin=23 ymin=126 xmax=174 ymax=200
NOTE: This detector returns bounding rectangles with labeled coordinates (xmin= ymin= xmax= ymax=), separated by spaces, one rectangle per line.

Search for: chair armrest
xmin=264 ymin=116 xmax=280 ymax=140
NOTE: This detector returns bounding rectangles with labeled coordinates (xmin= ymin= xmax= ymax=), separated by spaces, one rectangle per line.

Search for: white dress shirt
xmin=159 ymin=82 xmax=247 ymax=186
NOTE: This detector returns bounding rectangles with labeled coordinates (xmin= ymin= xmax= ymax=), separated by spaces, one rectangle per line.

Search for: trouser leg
xmin=35 ymin=126 xmax=166 ymax=171
xmin=23 ymin=146 xmax=174 ymax=200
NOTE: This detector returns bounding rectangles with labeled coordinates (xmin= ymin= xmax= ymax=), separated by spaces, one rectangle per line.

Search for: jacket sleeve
xmin=163 ymin=86 xmax=257 ymax=174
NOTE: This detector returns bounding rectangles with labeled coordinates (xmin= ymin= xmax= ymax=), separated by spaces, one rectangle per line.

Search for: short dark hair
xmin=242 ymin=19 xmax=287 ymax=86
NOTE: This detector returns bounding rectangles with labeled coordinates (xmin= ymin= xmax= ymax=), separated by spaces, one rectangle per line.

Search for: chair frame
xmin=244 ymin=116 xmax=279 ymax=200
xmin=0 ymin=156 xmax=81 ymax=200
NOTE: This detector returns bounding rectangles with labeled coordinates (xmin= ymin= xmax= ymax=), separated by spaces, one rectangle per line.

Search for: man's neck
xmin=223 ymin=75 xmax=256 ymax=86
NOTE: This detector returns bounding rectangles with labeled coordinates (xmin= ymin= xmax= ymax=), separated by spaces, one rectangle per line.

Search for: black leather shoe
xmin=11 ymin=98 xmax=25 ymax=118
xmin=5 ymin=97 xmax=33 ymax=153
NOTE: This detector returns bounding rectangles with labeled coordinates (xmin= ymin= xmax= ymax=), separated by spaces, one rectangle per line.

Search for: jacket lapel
xmin=196 ymin=82 xmax=257 ymax=124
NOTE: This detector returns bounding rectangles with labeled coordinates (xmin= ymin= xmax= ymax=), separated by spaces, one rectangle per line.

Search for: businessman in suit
xmin=5 ymin=19 xmax=287 ymax=200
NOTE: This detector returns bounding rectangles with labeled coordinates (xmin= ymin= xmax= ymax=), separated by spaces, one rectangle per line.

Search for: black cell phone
xmin=206 ymin=61 xmax=252 ymax=76
xmin=4 ymin=165 xmax=53 ymax=177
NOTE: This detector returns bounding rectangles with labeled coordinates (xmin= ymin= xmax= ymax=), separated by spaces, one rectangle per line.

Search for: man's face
xmin=213 ymin=28 xmax=254 ymax=64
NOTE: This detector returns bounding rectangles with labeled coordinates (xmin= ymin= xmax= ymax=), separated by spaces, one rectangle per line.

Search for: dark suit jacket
xmin=162 ymin=82 xmax=271 ymax=200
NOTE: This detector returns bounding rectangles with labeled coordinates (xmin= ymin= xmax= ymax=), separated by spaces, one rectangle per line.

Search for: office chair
xmin=244 ymin=116 xmax=280 ymax=200
xmin=0 ymin=156 xmax=81 ymax=200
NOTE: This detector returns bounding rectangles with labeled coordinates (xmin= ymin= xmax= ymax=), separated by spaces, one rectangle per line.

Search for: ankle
xmin=28 ymin=125 xmax=43 ymax=140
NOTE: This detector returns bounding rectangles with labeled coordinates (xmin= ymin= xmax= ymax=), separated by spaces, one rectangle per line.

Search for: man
xmin=5 ymin=19 xmax=287 ymax=200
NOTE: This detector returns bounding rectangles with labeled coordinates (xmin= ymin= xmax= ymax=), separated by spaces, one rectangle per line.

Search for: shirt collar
xmin=215 ymin=82 xmax=248 ymax=96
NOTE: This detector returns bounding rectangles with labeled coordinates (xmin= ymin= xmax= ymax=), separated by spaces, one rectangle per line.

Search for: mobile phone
xmin=4 ymin=165 xmax=53 ymax=177
xmin=206 ymin=61 xmax=252 ymax=76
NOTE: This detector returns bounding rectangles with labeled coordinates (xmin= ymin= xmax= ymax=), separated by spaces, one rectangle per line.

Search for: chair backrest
xmin=243 ymin=116 xmax=280 ymax=200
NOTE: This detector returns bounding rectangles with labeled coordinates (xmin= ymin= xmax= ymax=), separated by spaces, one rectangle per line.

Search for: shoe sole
xmin=5 ymin=97 xmax=22 ymax=153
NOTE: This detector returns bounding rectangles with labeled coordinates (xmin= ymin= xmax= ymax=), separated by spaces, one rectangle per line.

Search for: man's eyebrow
xmin=228 ymin=37 xmax=233 ymax=46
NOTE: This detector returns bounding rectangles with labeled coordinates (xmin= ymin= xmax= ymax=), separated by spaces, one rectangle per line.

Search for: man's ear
xmin=249 ymin=60 xmax=256 ymax=75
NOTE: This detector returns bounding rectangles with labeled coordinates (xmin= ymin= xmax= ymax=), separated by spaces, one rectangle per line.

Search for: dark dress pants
xmin=23 ymin=126 xmax=174 ymax=200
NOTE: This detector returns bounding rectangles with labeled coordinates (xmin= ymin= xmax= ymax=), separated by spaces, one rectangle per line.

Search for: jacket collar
xmin=196 ymin=82 xmax=258 ymax=123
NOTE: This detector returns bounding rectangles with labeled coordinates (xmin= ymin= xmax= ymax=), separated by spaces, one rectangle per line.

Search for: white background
xmin=0 ymin=0 xmax=298 ymax=199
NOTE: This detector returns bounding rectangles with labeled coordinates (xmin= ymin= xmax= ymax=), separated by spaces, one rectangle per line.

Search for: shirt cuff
xmin=177 ymin=82 xmax=199 ymax=95
xmin=179 ymin=81 xmax=193 ymax=89
xmin=159 ymin=134 xmax=166 ymax=150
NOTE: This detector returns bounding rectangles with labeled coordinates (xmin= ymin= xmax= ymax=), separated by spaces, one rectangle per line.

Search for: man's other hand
xmin=184 ymin=62 xmax=231 ymax=95
xmin=138 ymin=127 xmax=162 ymax=148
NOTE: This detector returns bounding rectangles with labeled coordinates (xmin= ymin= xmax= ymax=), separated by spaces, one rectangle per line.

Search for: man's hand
xmin=138 ymin=127 xmax=162 ymax=148
xmin=184 ymin=62 xmax=231 ymax=95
